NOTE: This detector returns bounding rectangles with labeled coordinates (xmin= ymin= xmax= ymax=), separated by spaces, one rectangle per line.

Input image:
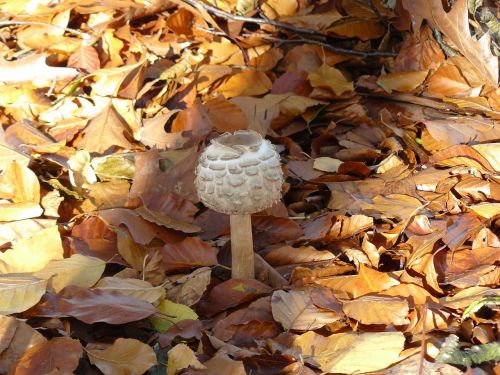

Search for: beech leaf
xmin=87 ymin=338 xmax=157 ymax=375
xmin=293 ymin=330 xmax=405 ymax=374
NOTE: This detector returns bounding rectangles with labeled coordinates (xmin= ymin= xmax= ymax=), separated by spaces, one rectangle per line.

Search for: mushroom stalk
xmin=230 ymin=214 xmax=254 ymax=279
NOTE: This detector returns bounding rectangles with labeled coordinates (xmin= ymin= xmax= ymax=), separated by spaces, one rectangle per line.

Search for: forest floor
xmin=0 ymin=0 xmax=499 ymax=374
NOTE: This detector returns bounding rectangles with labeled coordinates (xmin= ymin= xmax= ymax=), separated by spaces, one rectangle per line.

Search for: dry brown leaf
xmin=0 ymin=315 xmax=47 ymax=374
xmin=401 ymin=0 xmax=498 ymax=84
xmin=314 ymin=264 xmax=400 ymax=298
xmin=308 ymin=64 xmax=354 ymax=96
xmin=271 ymin=288 xmax=343 ymax=330
xmin=57 ymin=285 xmax=157 ymax=324
xmin=205 ymin=95 xmax=249 ymax=132
xmin=342 ymin=295 xmax=409 ymax=325
xmin=68 ymin=45 xmax=100 ymax=73
xmin=218 ymin=70 xmax=272 ymax=98
xmin=263 ymin=245 xmax=335 ymax=266
xmin=425 ymin=63 xmax=472 ymax=98
xmin=87 ymin=338 xmax=157 ymax=375
xmin=14 ymin=337 xmax=83 ymax=375
xmin=165 ymin=267 xmax=211 ymax=306
xmin=80 ymin=105 xmax=134 ymax=154
xmin=162 ymin=236 xmax=218 ymax=273
xmin=377 ymin=71 xmax=428 ymax=94
xmin=167 ymin=343 xmax=206 ymax=375
xmin=94 ymin=277 xmax=164 ymax=303
xmin=327 ymin=19 xmax=385 ymax=40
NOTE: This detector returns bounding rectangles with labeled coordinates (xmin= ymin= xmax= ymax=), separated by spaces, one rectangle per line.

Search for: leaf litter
xmin=0 ymin=0 xmax=498 ymax=374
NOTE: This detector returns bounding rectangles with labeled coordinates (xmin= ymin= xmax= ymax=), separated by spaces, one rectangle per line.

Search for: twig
xmin=0 ymin=20 xmax=94 ymax=42
xmin=252 ymin=34 xmax=397 ymax=58
xmin=197 ymin=26 xmax=396 ymax=58
xmin=181 ymin=0 xmax=325 ymax=37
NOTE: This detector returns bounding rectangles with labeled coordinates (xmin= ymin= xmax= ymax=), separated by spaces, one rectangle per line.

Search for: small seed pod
xmin=195 ymin=130 xmax=283 ymax=215
xmin=195 ymin=130 xmax=284 ymax=279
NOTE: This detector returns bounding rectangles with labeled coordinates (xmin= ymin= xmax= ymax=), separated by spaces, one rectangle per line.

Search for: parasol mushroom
xmin=195 ymin=130 xmax=283 ymax=279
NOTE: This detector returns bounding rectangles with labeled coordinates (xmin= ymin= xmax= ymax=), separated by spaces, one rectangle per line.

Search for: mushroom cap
xmin=195 ymin=130 xmax=283 ymax=215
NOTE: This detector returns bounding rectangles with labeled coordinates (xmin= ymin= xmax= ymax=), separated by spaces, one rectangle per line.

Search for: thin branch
xmin=253 ymin=34 xmax=397 ymax=58
xmin=0 ymin=20 xmax=94 ymax=41
xmin=197 ymin=27 xmax=396 ymax=58
xmin=181 ymin=0 xmax=325 ymax=37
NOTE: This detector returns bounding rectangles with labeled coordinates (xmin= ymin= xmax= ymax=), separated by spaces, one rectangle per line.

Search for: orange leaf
xmin=218 ymin=70 xmax=272 ymax=98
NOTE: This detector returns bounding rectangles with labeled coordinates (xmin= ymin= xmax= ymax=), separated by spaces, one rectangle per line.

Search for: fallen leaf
xmin=162 ymin=236 xmax=218 ymax=273
xmin=377 ymin=71 xmax=428 ymax=94
xmin=218 ymin=70 xmax=272 ymax=98
xmin=94 ymin=277 xmax=164 ymax=303
xmin=272 ymin=288 xmax=343 ymax=330
xmin=0 ymin=316 xmax=47 ymax=374
xmin=68 ymin=44 xmax=100 ymax=73
xmin=402 ymin=0 xmax=498 ymax=85
xmin=79 ymin=105 xmax=134 ymax=154
xmin=57 ymin=285 xmax=157 ymax=324
xmin=202 ymin=278 xmax=272 ymax=315
xmin=87 ymin=338 xmax=157 ymax=375
xmin=0 ymin=275 xmax=47 ymax=315
xmin=0 ymin=54 xmax=77 ymax=85
xmin=0 ymin=226 xmax=63 ymax=273
xmin=167 ymin=343 xmax=206 ymax=375
xmin=164 ymin=267 xmax=211 ymax=306
xmin=293 ymin=330 xmax=405 ymax=373
xmin=308 ymin=64 xmax=354 ymax=96
xmin=342 ymin=295 xmax=409 ymax=325
xmin=13 ymin=337 xmax=83 ymax=375
xmin=314 ymin=264 xmax=400 ymax=299
xmin=150 ymin=299 xmax=198 ymax=332
xmin=33 ymin=254 xmax=105 ymax=293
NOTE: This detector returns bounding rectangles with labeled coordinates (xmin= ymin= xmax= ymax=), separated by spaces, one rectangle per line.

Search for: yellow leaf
xmin=150 ymin=299 xmax=198 ymax=332
xmin=87 ymin=338 xmax=157 ymax=375
xmin=218 ymin=70 xmax=272 ymax=98
xmin=469 ymin=203 xmax=500 ymax=219
xmin=34 ymin=254 xmax=105 ymax=293
xmin=261 ymin=0 xmax=298 ymax=18
xmin=313 ymin=157 xmax=343 ymax=173
xmin=377 ymin=71 xmax=428 ymax=94
xmin=0 ymin=226 xmax=63 ymax=273
xmin=0 ymin=161 xmax=40 ymax=203
xmin=167 ymin=343 xmax=206 ymax=375
xmin=472 ymin=143 xmax=500 ymax=172
xmin=308 ymin=64 xmax=354 ymax=96
xmin=0 ymin=275 xmax=47 ymax=314
xmin=0 ymin=202 xmax=43 ymax=222
xmin=293 ymin=330 xmax=405 ymax=373
xmin=95 ymin=277 xmax=164 ymax=304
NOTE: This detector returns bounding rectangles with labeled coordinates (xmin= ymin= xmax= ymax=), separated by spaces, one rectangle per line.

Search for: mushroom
xmin=195 ymin=130 xmax=283 ymax=279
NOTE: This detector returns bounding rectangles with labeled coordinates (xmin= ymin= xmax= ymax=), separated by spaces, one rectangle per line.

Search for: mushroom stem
xmin=230 ymin=214 xmax=254 ymax=279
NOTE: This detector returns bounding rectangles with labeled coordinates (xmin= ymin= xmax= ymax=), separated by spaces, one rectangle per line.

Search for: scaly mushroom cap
xmin=195 ymin=130 xmax=283 ymax=215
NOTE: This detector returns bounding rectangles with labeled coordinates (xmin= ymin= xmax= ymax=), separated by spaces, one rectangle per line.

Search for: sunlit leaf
xmin=87 ymin=338 xmax=157 ymax=375
xmin=0 ymin=275 xmax=47 ymax=314
xmin=293 ymin=330 xmax=405 ymax=373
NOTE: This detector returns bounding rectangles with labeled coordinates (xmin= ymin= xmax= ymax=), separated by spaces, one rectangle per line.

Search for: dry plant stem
xmin=230 ymin=214 xmax=255 ymax=279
